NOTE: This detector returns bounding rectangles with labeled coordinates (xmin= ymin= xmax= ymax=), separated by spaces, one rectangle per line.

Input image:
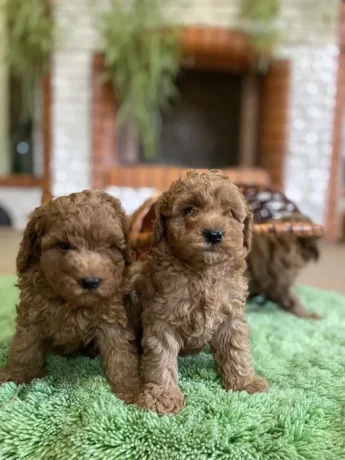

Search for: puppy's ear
xmin=104 ymin=193 xmax=132 ymax=267
xmin=243 ymin=203 xmax=253 ymax=254
xmin=299 ymin=237 xmax=320 ymax=262
xmin=152 ymin=193 xmax=168 ymax=246
xmin=17 ymin=208 xmax=45 ymax=274
xmin=119 ymin=210 xmax=131 ymax=267
xmin=227 ymin=180 xmax=253 ymax=254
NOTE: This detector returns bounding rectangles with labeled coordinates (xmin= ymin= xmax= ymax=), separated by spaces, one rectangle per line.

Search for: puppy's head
xmin=17 ymin=190 xmax=130 ymax=305
xmin=153 ymin=170 xmax=252 ymax=266
xmin=280 ymin=213 xmax=320 ymax=264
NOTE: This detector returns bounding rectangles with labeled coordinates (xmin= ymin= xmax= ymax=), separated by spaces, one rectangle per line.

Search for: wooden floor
xmin=0 ymin=228 xmax=344 ymax=294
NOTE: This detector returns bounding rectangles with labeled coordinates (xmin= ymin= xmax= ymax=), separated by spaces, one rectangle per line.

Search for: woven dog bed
xmin=130 ymin=185 xmax=324 ymax=257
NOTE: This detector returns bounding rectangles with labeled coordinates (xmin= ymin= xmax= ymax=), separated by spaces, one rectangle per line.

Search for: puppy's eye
xmin=184 ymin=207 xmax=194 ymax=216
xmin=228 ymin=210 xmax=233 ymax=217
xmin=58 ymin=242 xmax=71 ymax=251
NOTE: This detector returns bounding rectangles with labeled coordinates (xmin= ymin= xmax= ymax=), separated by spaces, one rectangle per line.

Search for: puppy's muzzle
xmin=79 ymin=276 xmax=101 ymax=290
xmin=203 ymin=229 xmax=223 ymax=245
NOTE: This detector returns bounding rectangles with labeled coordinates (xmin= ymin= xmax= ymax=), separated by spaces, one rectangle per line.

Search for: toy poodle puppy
xmin=239 ymin=185 xmax=321 ymax=319
xmin=0 ymin=190 xmax=140 ymax=403
xmin=248 ymin=215 xmax=320 ymax=319
xmin=127 ymin=170 xmax=268 ymax=415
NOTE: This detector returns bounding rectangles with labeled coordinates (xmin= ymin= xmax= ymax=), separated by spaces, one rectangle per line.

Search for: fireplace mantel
xmin=92 ymin=26 xmax=290 ymax=191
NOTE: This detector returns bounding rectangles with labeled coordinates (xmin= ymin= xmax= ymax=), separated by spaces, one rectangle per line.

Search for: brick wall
xmin=3 ymin=0 xmax=338 ymax=228
xmin=0 ymin=0 xmax=339 ymax=229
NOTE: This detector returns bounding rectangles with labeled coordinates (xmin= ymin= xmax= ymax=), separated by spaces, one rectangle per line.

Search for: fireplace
xmin=92 ymin=27 xmax=291 ymax=190
xmin=138 ymin=69 xmax=243 ymax=169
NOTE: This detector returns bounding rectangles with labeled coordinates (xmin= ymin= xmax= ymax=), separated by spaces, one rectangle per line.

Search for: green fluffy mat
xmin=0 ymin=276 xmax=345 ymax=460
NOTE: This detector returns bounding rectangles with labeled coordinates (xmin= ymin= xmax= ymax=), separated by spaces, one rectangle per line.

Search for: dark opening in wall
xmin=0 ymin=206 xmax=12 ymax=227
xmin=140 ymin=69 xmax=244 ymax=169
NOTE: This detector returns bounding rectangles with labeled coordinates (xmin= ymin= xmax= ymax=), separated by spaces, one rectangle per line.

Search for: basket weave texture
xmin=130 ymin=185 xmax=324 ymax=256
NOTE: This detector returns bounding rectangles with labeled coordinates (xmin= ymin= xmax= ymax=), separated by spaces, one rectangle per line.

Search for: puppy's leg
xmin=267 ymin=286 xmax=321 ymax=320
xmin=137 ymin=323 xmax=184 ymax=415
xmin=0 ymin=324 xmax=46 ymax=384
xmin=248 ymin=235 xmax=320 ymax=319
xmin=97 ymin=323 xmax=141 ymax=404
xmin=80 ymin=340 xmax=99 ymax=359
xmin=211 ymin=314 xmax=269 ymax=394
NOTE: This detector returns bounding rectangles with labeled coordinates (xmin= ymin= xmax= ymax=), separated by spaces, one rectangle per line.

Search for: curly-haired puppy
xmin=248 ymin=215 xmax=320 ymax=319
xmin=128 ymin=170 xmax=268 ymax=415
xmin=0 ymin=190 xmax=140 ymax=403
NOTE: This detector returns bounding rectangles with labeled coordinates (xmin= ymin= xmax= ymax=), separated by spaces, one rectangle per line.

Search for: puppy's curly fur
xmin=127 ymin=170 xmax=268 ymax=415
xmin=0 ymin=190 xmax=140 ymax=403
xmin=247 ymin=214 xmax=320 ymax=319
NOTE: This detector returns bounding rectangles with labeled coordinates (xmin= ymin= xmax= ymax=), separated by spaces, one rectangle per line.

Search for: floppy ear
xmin=17 ymin=208 xmax=45 ymax=274
xmin=227 ymin=179 xmax=253 ymax=254
xmin=119 ymin=209 xmax=132 ymax=267
xmin=103 ymin=193 xmax=132 ymax=267
xmin=299 ymin=237 xmax=320 ymax=262
xmin=243 ymin=204 xmax=253 ymax=254
xmin=152 ymin=193 xmax=168 ymax=246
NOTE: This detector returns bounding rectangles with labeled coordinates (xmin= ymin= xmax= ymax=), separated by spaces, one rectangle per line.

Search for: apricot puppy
xmin=129 ymin=170 xmax=268 ymax=415
xmin=0 ymin=190 xmax=140 ymax=403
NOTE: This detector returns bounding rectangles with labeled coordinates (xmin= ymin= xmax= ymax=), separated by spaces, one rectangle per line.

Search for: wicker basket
xmin=130 ymin=187 xmax=324 ymax=256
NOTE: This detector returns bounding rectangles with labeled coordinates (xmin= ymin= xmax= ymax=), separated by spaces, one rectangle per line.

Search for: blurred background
xmin=0 ymin=0 xmax=344 ymax=289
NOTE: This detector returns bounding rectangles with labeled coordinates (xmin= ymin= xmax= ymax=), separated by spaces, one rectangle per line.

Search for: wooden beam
xmin=107 ymin=165 xmax=270 ymax=189
xmin=325 ymin=2 xmax=345 ymax=242
xmin=41 ymin=73 xmax=51 ymax=192
xmin=92 ymin=54 xmax=118 ymax=189
xmin=239 ymin=74 xmax=259 ymax=167
xmin=0 ymin=175 xmax=43 ymax=187
xmin=259 ymin=60 xmax=291 ymax=189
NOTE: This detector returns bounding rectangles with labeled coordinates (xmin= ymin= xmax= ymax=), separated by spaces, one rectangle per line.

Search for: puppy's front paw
xmin=112 ymin=384 xmax=140 ymax=405
xmin=137 ymin=384 xmax=185 ymax=415
xmin=226 ymin=375 xmax=269 ymax=394
xmin=289 ymin=305 xmax=321 ymax=320
xmin=0 ymin=368 xmax=46 ymax=385
xmin=241 ymin=376 xmax=269 ymax=393
xmin=307 ymin=312 xmax=322 ymax=320
xmin=0 ymin=370 xmax=11 ymax=384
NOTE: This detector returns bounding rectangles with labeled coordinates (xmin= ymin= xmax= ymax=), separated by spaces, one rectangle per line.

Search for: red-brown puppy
xmin=128 ymin=170 xmax=268 ymax=414
xmin=0 ymin=190 xmax=140 ymax=403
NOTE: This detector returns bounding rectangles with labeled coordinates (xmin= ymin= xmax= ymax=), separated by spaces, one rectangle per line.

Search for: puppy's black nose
xmin=203 ymin=229 xmax=223 ymax=245
xmin=80 ymin=277 xmax=101 ymax=290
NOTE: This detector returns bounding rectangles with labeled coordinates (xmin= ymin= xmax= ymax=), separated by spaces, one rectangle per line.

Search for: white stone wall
xmin=283 ymin=45 xmax=338 ymax=224
xmin=166 ymin=0 xmax=338 ymax=45
xmin=280 ymin=0 xmax=338 ymax=45
xmin=51 ymin=0 xmax=108 ymax=196
xmin=0 ymin=188 xmax=42 ymax=229
xmin=163 ymin=0 xmax=240 ymax=28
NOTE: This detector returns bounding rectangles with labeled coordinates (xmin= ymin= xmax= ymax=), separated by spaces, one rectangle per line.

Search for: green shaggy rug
xmin=0 ymin=276 xmax=345 ymax=460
